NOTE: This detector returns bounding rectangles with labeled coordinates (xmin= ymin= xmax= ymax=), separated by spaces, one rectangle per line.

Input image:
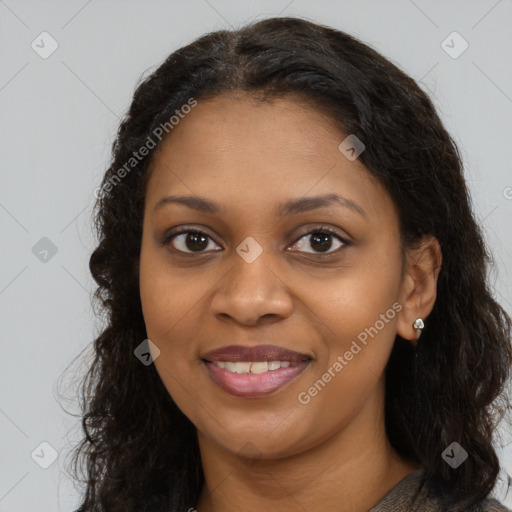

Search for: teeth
xmin=235 ymin=362 xmax=252 ymax=373
xmin=250 ymin=362 xmax=268 ymax=374
xmin=225 ymin=362 xmax=236 ymax=372
xmin=212 ymin=360 xmax=298 ymax=373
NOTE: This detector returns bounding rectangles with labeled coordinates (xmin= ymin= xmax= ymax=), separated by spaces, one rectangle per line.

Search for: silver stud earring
xmin=413 ymin=318 xmax=424 ymax=339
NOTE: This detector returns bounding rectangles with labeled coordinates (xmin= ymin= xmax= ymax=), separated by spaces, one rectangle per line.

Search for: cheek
xmin=301 ymin=249 xmax=402 ymax=394
xmin=140 ymin=253 xmax=171 ymax=339
xmin=309 ymin=257 xmax=401 ymax=345
xmin=139 ymin=243 xmax=200 ymax=379
xmin=139 ymin=242 xmax=225 ymax=411
xmin=139 ymin=233 xmax=201 ymax=337
xmin=139 ymin=255 xmax=207 ymax=415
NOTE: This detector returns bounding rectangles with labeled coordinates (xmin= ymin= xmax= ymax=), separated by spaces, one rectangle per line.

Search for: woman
xmin=71 ymin=16 xmax=512 ymax=511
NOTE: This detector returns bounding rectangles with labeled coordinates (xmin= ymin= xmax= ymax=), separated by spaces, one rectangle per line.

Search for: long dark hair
xmin=65 ymin=16 xmax=512 ymax=511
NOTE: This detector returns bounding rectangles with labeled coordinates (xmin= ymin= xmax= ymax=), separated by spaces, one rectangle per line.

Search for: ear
xmin=396 ymin=235 xmax=442 ymax=345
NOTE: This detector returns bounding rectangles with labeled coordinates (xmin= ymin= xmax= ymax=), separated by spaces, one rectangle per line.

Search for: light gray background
xmin=1 ymin=0 xmax=511 ymax=510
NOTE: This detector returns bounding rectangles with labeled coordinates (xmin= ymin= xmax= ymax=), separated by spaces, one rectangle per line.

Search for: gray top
xmin=369 ymin=468 xmax=511 ymax=511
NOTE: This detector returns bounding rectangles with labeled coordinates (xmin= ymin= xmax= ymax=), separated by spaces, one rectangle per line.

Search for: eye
xmin=164 ymin=229 xmax=221 ymax=254
xmin=289 ymin=227 xmax=349 ymax=257
xmin=163 ymin=226 xmax=350 ymax=256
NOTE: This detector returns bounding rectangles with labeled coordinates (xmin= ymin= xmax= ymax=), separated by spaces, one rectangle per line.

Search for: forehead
xmin=145 ymin=93 xmax=396 ymax=223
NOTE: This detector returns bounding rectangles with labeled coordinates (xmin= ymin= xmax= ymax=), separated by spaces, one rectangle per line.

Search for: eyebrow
xmin=153 ymin=193 xmax=367 ymax=219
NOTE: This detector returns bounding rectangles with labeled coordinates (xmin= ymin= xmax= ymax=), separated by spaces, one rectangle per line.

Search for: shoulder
xmin=420 ymin=480 xmax=512 ymax=512
xmin=421 ymin=478 xmax=512 ymax=512
xmin=465 ymin=498 xmax=512 ymax=511
xmin=369 ymin=467 xmax=512 ymax=512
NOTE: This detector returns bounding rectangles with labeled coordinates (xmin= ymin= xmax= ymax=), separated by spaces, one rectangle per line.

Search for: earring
xmin=413 ymin=318 xmax=424 ymax=340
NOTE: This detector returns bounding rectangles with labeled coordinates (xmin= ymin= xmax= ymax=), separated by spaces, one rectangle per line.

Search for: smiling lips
xmin=202 ymin=344 xmax=312 ymax=398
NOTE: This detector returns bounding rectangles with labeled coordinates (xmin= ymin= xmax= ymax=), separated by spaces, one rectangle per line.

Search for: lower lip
xmin=203 ymin=360 xmax=311 ymax=398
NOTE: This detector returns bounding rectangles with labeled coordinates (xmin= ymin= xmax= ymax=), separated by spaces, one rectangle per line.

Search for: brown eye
xmin=290 ymin=228 xmax=348 ymax=256
xmin=163 ymin=226 xmax=349 ymax=257
xmin=166 ymin=230 xmax=221 ymax=253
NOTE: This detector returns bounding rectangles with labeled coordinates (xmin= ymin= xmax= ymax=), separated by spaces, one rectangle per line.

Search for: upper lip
xmin=202 ymin=344 xmax=311 ymax=363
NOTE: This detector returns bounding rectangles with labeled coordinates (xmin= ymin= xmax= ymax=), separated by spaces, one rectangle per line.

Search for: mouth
xmin=201 ymin=344 xmax=312 ymax=398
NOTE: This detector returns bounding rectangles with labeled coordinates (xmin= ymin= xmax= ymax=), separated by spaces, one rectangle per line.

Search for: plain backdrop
xmin=1 ymin=0 xmax=511 ymax=510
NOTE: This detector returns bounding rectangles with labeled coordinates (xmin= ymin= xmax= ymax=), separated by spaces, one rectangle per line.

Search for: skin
xmin=139 ymin=92 xmax=442 ymax=511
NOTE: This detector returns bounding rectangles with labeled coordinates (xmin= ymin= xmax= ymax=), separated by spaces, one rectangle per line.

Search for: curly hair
xmin=66 ymin=16 xmax=512 ymax=511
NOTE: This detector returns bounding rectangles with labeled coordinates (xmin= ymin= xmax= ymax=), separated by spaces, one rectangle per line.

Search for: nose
xmin=209 ymin=246 xmax=294 ymax=326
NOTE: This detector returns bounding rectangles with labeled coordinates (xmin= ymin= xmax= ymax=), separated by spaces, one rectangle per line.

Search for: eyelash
xmin=162 ymin=225 xmax=351 ymax=258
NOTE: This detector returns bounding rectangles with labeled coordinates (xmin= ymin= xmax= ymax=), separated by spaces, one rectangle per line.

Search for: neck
xmin=195 ymin=389 xmax=418 ymax=512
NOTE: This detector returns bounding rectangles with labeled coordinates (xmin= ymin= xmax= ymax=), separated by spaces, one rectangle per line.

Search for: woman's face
xmin=139 ymin=93 xmax=411 ymax=459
